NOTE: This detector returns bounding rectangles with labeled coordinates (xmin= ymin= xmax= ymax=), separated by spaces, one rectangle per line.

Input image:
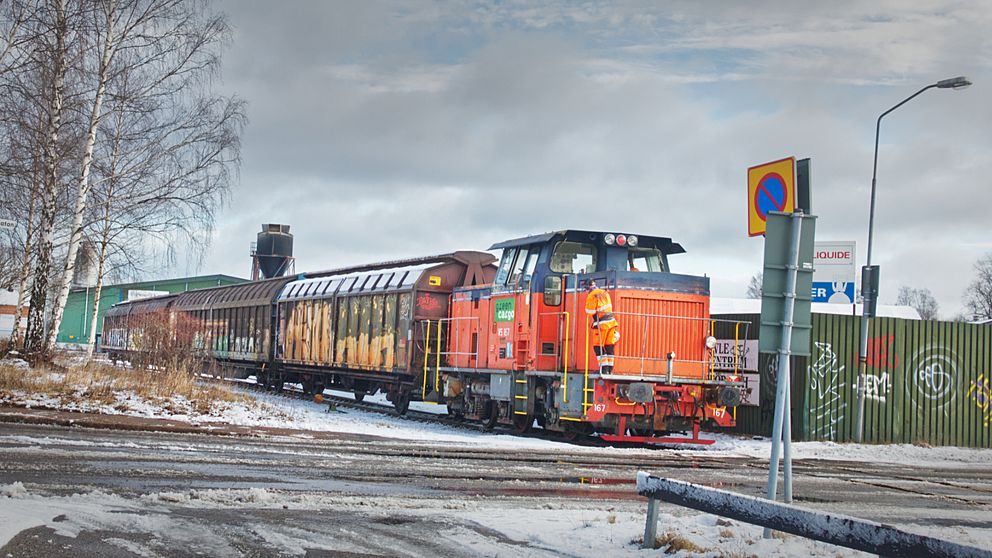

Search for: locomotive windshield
xmin=550 ymin=241 xmax=597 ymax=274
xmin=495 ymin=246 xmax=540 ymax=287
xmin=627 ymin=247 xmax=664 ymax=272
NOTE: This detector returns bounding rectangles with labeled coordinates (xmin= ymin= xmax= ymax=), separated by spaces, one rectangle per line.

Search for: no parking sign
xmin=747 ymin=157 xmax=796 ymax=237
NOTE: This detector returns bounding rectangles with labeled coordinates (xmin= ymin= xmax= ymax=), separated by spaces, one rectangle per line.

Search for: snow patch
xmin=1 ymin=482 xmax=27 ymax=498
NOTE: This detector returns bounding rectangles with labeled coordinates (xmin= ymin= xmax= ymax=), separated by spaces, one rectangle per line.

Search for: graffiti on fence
xmin=905 ymin=346 xmax=958 ymax=416
xmin=863 ymin=372 xmax=890 ymax=403
xmin=866 ymin=334 xmax=900 ymax=370
xmin=808 ymin=341 xmax=846 ymax=440
xmin=968 ymin=374 xmax=991 ymax=427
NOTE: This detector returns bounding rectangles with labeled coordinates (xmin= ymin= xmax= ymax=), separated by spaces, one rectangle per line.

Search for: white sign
xmin=813 ymin=241 xmax=856 ymax=304
xmin=127 ymin=289 xmax=169 ymax=301
xmin=741 ymin=373 xmax=760 ymax=406
xmin=0 ymin=219 xmax=15 ymax=230
xmin=713 ymin=339 xmax=758 ymax=371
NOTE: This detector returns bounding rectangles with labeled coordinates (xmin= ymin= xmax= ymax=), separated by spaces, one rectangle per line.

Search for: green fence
xmin=716 ymin=312 xmax=992 ymax=448
xmin=804 ymin=314 xmax=991 ymax=447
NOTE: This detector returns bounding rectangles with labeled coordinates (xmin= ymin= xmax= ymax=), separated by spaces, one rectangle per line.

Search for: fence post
xmin=642 ymin=496 xmax=660 ymax=549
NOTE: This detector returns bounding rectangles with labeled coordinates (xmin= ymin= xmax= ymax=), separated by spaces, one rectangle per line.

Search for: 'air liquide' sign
xmin=812 ymin=241 xmax=856 ymax=303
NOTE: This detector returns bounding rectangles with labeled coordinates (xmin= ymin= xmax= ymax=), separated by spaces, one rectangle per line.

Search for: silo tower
xmin=250 ymin=224 xmax=294 ymax=280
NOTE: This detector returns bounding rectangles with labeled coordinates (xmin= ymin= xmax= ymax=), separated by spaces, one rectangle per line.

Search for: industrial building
xmin=57 ymin=274 xmax=246 ymax=347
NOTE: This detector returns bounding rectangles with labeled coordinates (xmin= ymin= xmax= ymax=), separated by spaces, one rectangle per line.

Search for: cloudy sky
xmin=194 ymin=0 xmax=991 ymax=318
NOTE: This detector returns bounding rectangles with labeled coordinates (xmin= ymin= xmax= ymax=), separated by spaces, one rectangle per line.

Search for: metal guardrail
xmin=636 ymin=472 xmax=992 ymax=557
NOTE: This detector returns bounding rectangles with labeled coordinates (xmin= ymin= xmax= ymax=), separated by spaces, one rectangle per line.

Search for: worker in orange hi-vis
xmin=584 ymin=280 xmax=620 ymax=374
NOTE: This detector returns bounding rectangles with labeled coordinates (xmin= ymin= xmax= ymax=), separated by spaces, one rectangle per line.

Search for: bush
xmin=128 ymin=310 xmax=205 ymax=374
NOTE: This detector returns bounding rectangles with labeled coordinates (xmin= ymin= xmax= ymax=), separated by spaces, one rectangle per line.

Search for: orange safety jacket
xmin=585 ymin=287 xmax=619 ymax=345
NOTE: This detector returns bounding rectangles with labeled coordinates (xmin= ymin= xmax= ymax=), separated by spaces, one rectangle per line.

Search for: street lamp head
xmin=935 ymin=76 xmax=972 ymax=89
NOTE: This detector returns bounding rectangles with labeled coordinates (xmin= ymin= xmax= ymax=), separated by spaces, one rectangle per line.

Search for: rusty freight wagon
xmin=170 ymin=276 xmax=294 ymax=377
xmin=273 ymin=252 xmax=496 ymax=412
xmin=102 ymin=294 xmax=180 ymax=357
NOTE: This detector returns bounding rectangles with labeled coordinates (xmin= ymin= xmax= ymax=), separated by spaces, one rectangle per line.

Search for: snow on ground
xmin=4 ymin=367 xmax=991 ymax=462
xmin=0 ymin=482 xmax=870 ymax=556
xmin=680 ymin=433 xmax=992 ymax=467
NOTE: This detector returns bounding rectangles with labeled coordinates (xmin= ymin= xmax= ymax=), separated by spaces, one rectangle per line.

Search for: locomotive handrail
xmin=536 ymin=311 xmax=571 ymax=371
xmin=607 ymin=311 xmax=751 ymax=380
xmin=422 ymin=320 xmax=432 ymax=400
xmin=435 ymin=316 xmax=481 ymax=359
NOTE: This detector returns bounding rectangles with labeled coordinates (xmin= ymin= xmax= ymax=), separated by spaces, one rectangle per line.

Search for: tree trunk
xmin=11 ymin=157 xmax=40 ymax=348
xmin=84 ymin=228 xmax=109 ymax=359
xmin=24 ymin=0 xmax=68 ymax=355
xmin=46 ymin=1 xmax=117 ymax=349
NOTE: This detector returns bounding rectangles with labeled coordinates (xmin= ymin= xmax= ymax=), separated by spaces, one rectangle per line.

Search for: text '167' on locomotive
xmin=102 ymin=230 xmax=749 ymax=444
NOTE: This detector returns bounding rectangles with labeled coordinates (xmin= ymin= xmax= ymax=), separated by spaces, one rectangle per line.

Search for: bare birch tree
xmin=81 ymin=78 xmax=244 ymax=356
xmin=964 ymin=252 xmax=992 ymax=321
xmin=895 ymin=286 xmax=939 ymax=320
xmin=23 ymin=0 xmax=73 ymax=354
xmin=42 ymin=0 xmax=238 ymax=352
xmin=0 ymin=0 xmax=37 ymax=72
xmin=45 ymin=0 xmax=120 ymax=349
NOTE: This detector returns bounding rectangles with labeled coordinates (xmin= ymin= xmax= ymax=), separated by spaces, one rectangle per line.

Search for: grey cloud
xmin=192 ymin=0 xmax=991 ymax=318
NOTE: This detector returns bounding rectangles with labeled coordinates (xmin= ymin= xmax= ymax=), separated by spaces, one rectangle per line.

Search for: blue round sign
xmin=753 ymin=172 xmax=788 ymax=219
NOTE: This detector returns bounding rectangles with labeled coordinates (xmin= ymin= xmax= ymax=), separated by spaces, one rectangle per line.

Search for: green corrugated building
xmin=58 ymin=274 xmax=247 ymax=346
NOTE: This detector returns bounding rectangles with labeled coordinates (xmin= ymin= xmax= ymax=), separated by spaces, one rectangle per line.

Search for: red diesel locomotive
xmin=102 ymin=229 xmax=745 ymax=444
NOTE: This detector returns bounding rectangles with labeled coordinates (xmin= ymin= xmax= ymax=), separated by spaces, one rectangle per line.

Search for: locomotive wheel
xmin=512 ymin=414 xmax=533 ymax=434
xmin=481 ymin=400 xmax=499 ymax=431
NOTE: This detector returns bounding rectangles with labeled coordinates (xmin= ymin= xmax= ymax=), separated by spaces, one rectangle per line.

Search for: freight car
xmin=102 ymin=230 xmax=746 ymax=444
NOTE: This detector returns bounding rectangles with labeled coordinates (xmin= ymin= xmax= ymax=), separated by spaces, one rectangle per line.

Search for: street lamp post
xmin=853 ymin=76 xmax=971 ymax=443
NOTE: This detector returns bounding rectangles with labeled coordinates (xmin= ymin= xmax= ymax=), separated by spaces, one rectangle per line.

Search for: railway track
xmin=217 ymin=376 xmax=615 ymax=448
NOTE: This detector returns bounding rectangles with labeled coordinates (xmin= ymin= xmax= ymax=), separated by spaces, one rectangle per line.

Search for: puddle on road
xmin=562 ymin=477 xmax=636 ymax=485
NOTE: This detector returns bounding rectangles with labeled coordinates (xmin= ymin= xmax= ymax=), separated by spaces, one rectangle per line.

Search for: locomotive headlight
xmin=616 ymin=234 xmax=627 ymax=246
xmin=705 ymin=335 xmax=717 ymax=349
xmin=603 ymin=233 xmax=616 ymax=245
xmin=627 ymin=235 xmax=638 ymax=247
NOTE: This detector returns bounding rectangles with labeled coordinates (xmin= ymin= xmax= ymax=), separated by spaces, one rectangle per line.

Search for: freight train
xmin=102 ymin=230 xmax=747 ymax=444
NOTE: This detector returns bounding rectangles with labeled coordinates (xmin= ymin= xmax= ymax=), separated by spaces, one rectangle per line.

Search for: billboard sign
xmin=712 ymin=339 xmax=758 ymax=372
xmin=812 ymin=241 xmax=856 ymax=304
xmin=127 ymin=289 xmax=169 ymax=301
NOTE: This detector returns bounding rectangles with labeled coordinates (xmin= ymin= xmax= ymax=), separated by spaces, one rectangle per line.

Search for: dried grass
xmin=652 ymin=531 xmax=707 ymax=554
xmin=0 ymin=360 xmax=244 ymax=412
xmin=0 ymin=309 xmax=249 ymax=415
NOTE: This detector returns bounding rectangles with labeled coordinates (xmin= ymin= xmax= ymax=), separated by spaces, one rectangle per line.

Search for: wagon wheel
xmin=393 ymin=392 xmax=410 ymax=416
xmin=560 ymin=429 xmax=581 ymax=442
xmin=481 ymin=400 xmax=499 ymax=431
xmin=512 ymin=414 xmax=533 ymax=434
xmin=353 ymin=390 xmax=366 ymax=403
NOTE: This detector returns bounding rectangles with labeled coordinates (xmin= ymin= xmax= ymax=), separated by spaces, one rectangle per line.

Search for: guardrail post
xmin=642 ymin=496 xmax=660 ymax=549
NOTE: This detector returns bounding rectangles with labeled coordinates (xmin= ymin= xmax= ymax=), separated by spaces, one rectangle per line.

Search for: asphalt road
xmin=1 ymin=421 xmax=990 ymax=557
